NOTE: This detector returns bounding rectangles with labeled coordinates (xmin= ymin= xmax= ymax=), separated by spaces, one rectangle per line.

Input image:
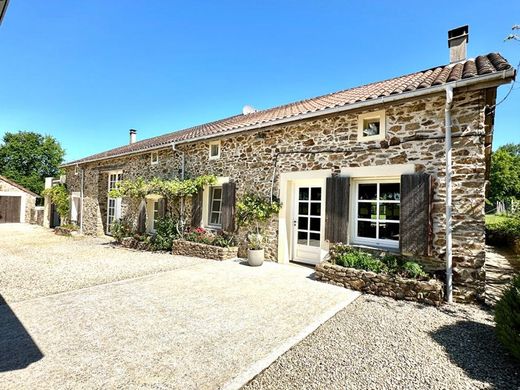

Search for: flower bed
xmin=172 ymin=239 xmax=238 ymax=261
xmin=315 ymin=262 xmax=444 ymax=306
xmin=120 ymin=237 xmax=154 ymax=251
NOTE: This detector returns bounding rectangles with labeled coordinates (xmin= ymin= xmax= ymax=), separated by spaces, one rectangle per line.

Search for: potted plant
xmin=237 ymin=194 xmax=281 ymax=266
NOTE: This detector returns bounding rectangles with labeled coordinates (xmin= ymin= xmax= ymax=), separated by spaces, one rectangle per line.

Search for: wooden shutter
xmin=325 ymin=176 xmax=350 ymax=243
xmin=158 ymin=198 xmax=166 ymax=218
xmin=400 ymin=173 xmax=433 ymax=256
xmin=221 ymin=181 xmax=236 ymax=232
xmin=137 ymin=200 xmax=146 ymax=234
xmin=191 ymin=190 xmax=203 ymax=228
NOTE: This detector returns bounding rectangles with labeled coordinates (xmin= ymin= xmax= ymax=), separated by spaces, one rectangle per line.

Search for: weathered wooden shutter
xmin=191 ymin=190 xmax=203 ymax=227
xmin=221 ymin=181 xmax=236 ymax=232
xmin=137 ymin=200 xmax=146 ymax=234
xmin=158 ymin=198 xmax=166 ymax=218
xmin=325 ymin=176 xmax=350 ymax=243
xmin=400 ymin=173 xmax=433 ymax=256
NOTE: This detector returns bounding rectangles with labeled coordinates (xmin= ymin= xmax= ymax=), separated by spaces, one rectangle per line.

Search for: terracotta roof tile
xmin=65 ymin=53 xmax=514 ymax=166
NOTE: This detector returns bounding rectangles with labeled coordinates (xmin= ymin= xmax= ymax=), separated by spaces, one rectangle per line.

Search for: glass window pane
xmin=379 ymin=222 xmax=399 ymax=241
xmin=298 ymin=202 xmax=309 ymax=215
xmin=358 ymin=221 xmax=377 ymax=238
xmin=309 ymin=233 xmax=320 ymax=247
xmin=379 ymin=183 xmax=400 ymax=201
xmin=310 ymin=202 xmax=321 ymax=216
xmin=298 ymin=217 xmax=308 ymax=230
xmin=210 ymin=212 xmax=221 ymax=225
xmin=212 ymin=188 xmax=222 ymax=200
xmin=311 ymin=187 xmax=321 ymax=201
xmin=363 ymin=118 xmax=380 ymax=136
xmin=309 ymin=217 xmax=320 ymax=232
xmin=299 ymin=188 xmax=309 ymax=201
xmin=358 ymin=202 xmax=377 ymax=219
xmin=210 ymin=144 xmax=219 ymax=156
xmin=211 ymin=200 xmax=221 ymax=212
xmin=297 ymin=231 xmax=308 ymax=245
xmin=358 ymin=184 xmax=377 ymax=200
xmin=379 ymin=203 xmax=400 ymax=221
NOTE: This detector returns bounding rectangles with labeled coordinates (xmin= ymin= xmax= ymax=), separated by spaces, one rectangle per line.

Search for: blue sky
xmin=0 ymin=1 xmax=518 ymax=162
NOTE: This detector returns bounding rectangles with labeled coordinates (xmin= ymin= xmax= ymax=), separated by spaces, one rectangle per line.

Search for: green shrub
xmin=111 ymin=218 xmax=133 ymax=243
xmin=151 ymin=217 xmax=180 ymax=251
xmin=183 ymin=227 xmax=236 ymax=248
xmin=330 ymin=244 xmax=429 ymax=280
xmin=495 ymin=274 xmax=520 ymax=361
xmin=402 ymin=261 xmax=428 ymax=279
xmin=486 ymin=215 xmax=520 ymax=245
xmin=42 ymin=184 xmax=70 ymax=224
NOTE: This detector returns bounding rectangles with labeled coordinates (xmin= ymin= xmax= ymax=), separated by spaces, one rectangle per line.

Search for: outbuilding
xmin=0 ymin=175 xmax=38 ymax=223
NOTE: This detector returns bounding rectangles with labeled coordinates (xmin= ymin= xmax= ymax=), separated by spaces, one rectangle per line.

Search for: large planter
xmin=172 ymin=239 xmax=238 ymax=261
xmin=247 ymin=249 xmax=264 ymax=266
xmin=315 ymin=262 xmax=444 ymax=306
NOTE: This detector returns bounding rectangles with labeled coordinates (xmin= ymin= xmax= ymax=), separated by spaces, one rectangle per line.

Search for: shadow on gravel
xmin=431 ymin=320 xmax=520 ymax=389
xmin=0 ymin=295 xmax=43 ymax=372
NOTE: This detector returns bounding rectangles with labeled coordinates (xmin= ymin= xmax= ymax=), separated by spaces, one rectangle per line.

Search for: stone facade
xmin=171 ymin=239 xmax=239 ymax=260
xmin=315 ymin=262 xmax=444 ymax=306
xmin=65 ymin=89 xmax=495 ymax=303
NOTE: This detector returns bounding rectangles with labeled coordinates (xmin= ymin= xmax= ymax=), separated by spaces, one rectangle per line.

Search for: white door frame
xmin=277 ymin=170 xmax=331 ymax=265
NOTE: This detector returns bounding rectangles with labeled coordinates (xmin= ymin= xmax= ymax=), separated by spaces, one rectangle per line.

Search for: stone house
xmin=62 ymin=29 xmax=515 ymax=302
xmin=0 ymin=175 xmax=39 ymax=224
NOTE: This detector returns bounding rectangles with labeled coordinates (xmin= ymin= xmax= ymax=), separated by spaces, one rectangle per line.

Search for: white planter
xmin=247 ymin=249 xmax=264 ymax=266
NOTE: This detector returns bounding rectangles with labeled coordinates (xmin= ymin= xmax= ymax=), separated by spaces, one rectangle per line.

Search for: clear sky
xmin=0 ymin=1 xmax=518 ymax=162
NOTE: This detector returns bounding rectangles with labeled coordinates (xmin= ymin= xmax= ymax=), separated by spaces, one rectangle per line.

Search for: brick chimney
xmin=448 ymin=25 xmax=469 ymax=63
xmin=129 ymin=129 xmax=137 ymax=144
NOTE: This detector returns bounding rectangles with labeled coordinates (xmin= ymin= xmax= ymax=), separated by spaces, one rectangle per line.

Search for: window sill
xmin=349 ymin=241 xmax=400 ymax=254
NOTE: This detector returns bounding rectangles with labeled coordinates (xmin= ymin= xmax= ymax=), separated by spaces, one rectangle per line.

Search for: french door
xmin=107 ymin=171 xmax=123 ymax=234
xmin=292 ymin=182 xmax=325 ymax=265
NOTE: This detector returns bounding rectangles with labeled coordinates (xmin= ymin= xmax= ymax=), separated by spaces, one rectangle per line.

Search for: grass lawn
xmin=485 ymin=214 xmax=511 ymax=226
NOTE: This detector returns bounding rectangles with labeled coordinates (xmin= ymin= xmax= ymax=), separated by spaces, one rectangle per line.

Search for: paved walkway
xmin=0 ymin=227 xmax=359 ymax=389
xmin=485 ymin=245 xmax=520 ymax=306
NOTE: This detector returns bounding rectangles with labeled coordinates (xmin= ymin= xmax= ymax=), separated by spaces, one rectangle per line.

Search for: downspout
xmin=79 ymin=166 xmax=84 ymax=235
xmin=445 ymin=85 xmax=454 ymax=303
xmin=172 ymin=143 xmax=186 ymax=230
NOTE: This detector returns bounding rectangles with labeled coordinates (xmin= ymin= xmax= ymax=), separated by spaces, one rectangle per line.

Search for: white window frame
xmin=209 ymin=140 xmax=221 ymax=160
xmin=201 ymin=176 xmax=229 ymax=228
xmin=351 ymin=177 xmax=400 ymax=250
xmin=357 ymin=109 xmax=386 ymax=142
xmin=207 ymin=186 xmax=223 ymax=228
xmin=145 ymin=194 xmax=163 ymax=233
xmin=150 ymin=151 xmax=159 ymax=165
xmin=106 ymin=170 xmax=123 ymax=234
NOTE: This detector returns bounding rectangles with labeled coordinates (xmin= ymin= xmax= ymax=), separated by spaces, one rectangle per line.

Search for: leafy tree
xmin=0 ymin=131 xmax=65 ymax=194
xmin=489 ymin=143 xmax=520 ymax=204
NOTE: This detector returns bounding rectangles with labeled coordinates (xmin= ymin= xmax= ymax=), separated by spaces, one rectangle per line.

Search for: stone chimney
xmin=129 ymin=129 xmax=137 ymax=144
xmin=448 ymin=25 xmax=469 ymax=63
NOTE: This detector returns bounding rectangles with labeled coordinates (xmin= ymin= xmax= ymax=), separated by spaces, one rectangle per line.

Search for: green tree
xmin=489 ymin=143 xmax=520 ymax=204
xmin=0 ymin=131 xmax=65 ymax=194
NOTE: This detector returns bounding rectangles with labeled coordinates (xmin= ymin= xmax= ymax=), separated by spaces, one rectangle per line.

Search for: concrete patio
xmin=0 ymin=225 xmax=359 ymax=389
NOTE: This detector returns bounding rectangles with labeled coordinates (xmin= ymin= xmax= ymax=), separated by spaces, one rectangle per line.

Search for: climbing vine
xmin=42 ymin=184 xmax=70 ymax=224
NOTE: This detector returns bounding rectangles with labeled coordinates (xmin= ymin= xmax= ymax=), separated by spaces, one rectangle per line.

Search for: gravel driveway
xmin=0 ymin=224 xmax=205 ymax=303
xmin=244 ymin=295 xmax=520 ymax=390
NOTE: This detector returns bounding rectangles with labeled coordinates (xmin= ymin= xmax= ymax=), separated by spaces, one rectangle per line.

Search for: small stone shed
xmin=0 ymin=175 xmax=39 ymax=223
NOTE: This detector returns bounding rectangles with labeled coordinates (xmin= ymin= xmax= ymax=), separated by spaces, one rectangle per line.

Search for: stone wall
xmin=316 ymin=262 xmax=444 ymax=306
xmin=172 ymin=239 xmax=239 ymax=260
xmin=65 ymin=89 xmax=493 ymax=302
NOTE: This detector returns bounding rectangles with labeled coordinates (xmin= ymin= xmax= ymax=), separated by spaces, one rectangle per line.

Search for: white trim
xmin=106 ymin=170 xmax=123 ymax=234
xmin=60 ymin=69 xmax=515 ymax=168
xmin=357 ymin=109 xmax=386 ymax=142
xmin=209 ymin=140 xmax=221 ymax=160
xmin=0 ymin=191 xmax=26 ymax=223
xmin=202 ymin=176 xmax=229 ymax=228
xmin=278 ymin=169 xmax=331 ymax=264
xmin=150 ymin=151 xmax=159 ymax=165
xmin=350 ymin=178 xmax=401 ymax=250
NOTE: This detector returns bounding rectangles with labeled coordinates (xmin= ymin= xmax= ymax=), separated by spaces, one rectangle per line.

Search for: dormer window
xmin=358 ymin=110 xmax=386 ymax=142
xmin=209 ymin=141 xmax=221 ymax=160
xmin=151 ymin=151 xmax=159 ymax=165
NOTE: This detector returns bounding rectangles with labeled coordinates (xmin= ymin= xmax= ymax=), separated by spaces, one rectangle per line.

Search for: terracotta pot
xmin=247 ymin=249 xmax=264 ymax=266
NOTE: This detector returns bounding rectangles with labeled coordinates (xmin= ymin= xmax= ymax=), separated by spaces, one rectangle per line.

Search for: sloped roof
xmin=0 ymin=175 xmax=39 ymax=197
xmin=64 ymin=52 xmax=514 ymax=166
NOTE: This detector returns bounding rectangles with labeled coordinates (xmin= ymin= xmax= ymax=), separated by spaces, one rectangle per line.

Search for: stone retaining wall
xmin=120 ymin=237 xmax=153 ymax=251
xmin=315 ymin=262 xmax=444 ymax=306
xmin=172 ymin=239 xmax=238 ymax=261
